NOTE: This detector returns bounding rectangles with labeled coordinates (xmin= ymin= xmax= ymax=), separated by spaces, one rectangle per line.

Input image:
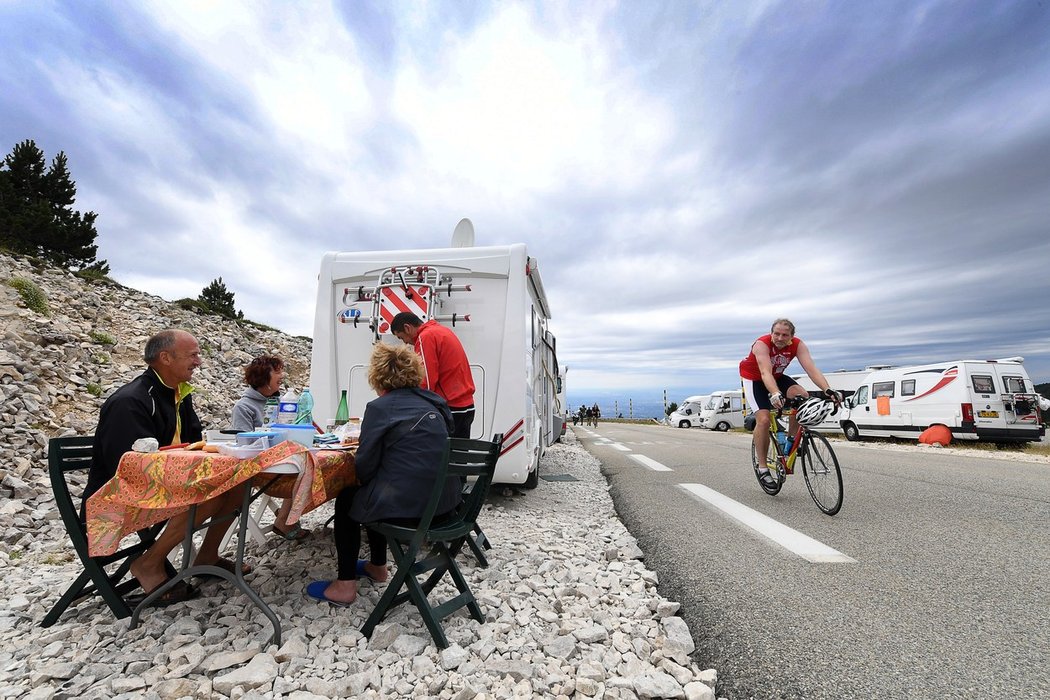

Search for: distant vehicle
xmin=309 ymin=220 xmax=560 ymax=488
xmin=699 ymin=390 xmax=748 ymax=431
xmin=791 ymin=367 xmax=886 ymax=433
xmin=669 ymin=395 xmax=710 ymax=428
xmin=556 ymin=367 xmax=568 ymax=441
xmin=836 ymin=357 xmax=1045 ymax=443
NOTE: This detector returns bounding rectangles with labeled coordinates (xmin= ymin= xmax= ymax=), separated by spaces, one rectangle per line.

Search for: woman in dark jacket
xmin=307 ymin=342 xmax=459 ymax=606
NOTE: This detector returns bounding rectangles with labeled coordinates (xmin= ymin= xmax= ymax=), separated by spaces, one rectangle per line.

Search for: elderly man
xmin=85 ymin=329 xmax=249 ymax=605
xmin=390 ymin=312 xmax=476 ymax=439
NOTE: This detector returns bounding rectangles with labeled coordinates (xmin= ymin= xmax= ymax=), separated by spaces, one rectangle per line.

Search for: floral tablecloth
xmin=86 ymin=440 xmax=356 ymax=557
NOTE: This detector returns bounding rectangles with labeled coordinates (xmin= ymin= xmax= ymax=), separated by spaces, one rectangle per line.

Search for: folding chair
xmin=361 ymin=434 xmax=502 ymax=649
xmin=41 ymin=435 xmax=168 ymax=627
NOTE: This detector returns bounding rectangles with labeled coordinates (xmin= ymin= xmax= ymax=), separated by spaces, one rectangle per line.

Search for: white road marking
xmin=630 ymin=454 xmax=672 ymax=471
xmin=678 ymin=483 xmax=856 ymax=563
xmin=611 ymin=443 xmax=631 ymax=452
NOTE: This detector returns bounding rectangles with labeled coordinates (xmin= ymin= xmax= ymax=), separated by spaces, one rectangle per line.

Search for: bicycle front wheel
xmin=800 ymin=431 xmax=843 ymax=515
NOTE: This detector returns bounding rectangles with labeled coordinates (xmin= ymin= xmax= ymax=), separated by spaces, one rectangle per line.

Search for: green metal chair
xmin=41 ymin=435 xmax=166 ymax=627
xmin=361 ymin=434 xmax=502 ymax=649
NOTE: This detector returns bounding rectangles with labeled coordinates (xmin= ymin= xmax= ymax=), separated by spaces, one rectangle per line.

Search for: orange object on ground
xmin=918 ymin=424 xmax=953 ymax=446
xmin=86 ymin=440 xmax=356 ymax=557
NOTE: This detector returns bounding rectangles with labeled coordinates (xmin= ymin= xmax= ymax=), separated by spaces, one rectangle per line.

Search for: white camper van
xmin=837 ymin=357 xmax=1045 ymax=443
xmin=309 ymin=223 xmax=560 ymax=487
xmin=669 ymin=395 xmax=710 ymax=428
xmin=698 ymin=390 xmax=747 ymax=431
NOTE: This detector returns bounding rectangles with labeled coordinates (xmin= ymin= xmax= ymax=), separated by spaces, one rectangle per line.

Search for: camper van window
xmin=972 ymin=375 xmax=995 ymax=394
xmin=872 ymin=381 xmax=895 ymax=398
xmin=852 ymin=385 xmax=869 ymax=406
xmin=901 ymin=379 xmax=916 ymax=397
xmin=1003 ymin=376 xmax=1027 ymax=393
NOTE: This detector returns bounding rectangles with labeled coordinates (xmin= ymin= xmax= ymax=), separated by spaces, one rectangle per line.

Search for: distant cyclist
xmin=739 ymin=319 xmax=841 ymax=489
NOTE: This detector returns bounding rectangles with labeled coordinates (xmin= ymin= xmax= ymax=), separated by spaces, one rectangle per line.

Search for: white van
xmin=838 ymin=357 xmax=1045 ymax=443
xmin=698 ymin=390 xmax=747 ymax=431
xmin=309 ymin=221 xmax=560 ymax=487
xmin=669 ymin=395 xmax=710 ymax=428
xmin=791 ymin=368 xmax=885 ymax=433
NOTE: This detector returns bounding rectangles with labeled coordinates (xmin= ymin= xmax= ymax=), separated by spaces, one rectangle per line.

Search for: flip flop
xmin=273 ymin=523 xmax=311 ymax=542
xmin=194 ymin=556 xmax=253 ymax=581
xmin=135 ymin=578 xmax=199 ymax=608
xmin=356 ymin=559 xmax=384 ymax=582
xmin=306 ymin=580 xmax=351 ymax=608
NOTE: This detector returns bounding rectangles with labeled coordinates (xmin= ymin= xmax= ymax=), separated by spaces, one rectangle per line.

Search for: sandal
xmin=135 ymin=578 xmax=199 ymax=608
xmin=273 ymin=523 xmax=311 ymax=542
xmin=194 ymin=556 xmax=253 ymax=581
xmin=306 ymin=580 xmax=352 ymax=608
xmin=356 ymin=559 xmax=385 ymax=582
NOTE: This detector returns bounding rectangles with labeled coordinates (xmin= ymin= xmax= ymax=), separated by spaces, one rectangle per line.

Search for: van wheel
xmin=524 ymin=467 xmax=539 ymax=489
xmin=678 ymin=420 xmax=690 ymax=428
xmin=715 ymin=421 xmax=730 ymax=432
xmin=843 ymin=422 xmax=860 ymax=441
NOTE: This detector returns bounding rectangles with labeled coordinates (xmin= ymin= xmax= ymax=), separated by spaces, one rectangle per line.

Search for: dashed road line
xmin=630 ymin=454 xmax=672 ymax=471
xmin=678 ymin=483 xmax=856 ymax=563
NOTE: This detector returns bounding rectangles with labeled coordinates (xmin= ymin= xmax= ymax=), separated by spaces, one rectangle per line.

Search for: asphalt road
xmin=572 ymin=423 xmax=1050 ymax=700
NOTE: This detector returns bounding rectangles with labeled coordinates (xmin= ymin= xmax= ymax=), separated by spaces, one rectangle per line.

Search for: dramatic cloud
xmin=2 ymin=0 xmax=1048 ymax=404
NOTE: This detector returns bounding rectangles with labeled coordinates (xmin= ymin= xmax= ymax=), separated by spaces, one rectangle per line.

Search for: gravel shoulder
xmin=0 ymin=432 xmax=720 ymax=700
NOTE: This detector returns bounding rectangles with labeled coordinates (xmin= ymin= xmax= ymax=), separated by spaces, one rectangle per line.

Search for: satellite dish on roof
xmin=451 ymin=218 xmax=475 ymax=248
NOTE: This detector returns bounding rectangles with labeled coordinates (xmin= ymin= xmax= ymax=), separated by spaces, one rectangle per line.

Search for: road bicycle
xmin=751 ymin=396 xmax=843 ymax=515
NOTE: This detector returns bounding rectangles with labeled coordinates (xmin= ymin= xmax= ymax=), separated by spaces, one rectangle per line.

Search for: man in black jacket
xmin=86 ymin=329 xmax=247 ymax=604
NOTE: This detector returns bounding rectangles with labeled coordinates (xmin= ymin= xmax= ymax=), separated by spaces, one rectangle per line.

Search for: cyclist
xmin=739 ymin=319 xmax=841 ymax=489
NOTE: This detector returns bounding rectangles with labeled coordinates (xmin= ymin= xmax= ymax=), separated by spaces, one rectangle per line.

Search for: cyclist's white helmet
xmin=796 ymin=398 xmax=835 ymax=426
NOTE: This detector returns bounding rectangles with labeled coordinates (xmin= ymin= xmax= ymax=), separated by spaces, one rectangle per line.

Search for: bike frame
xmin=767 ymin=407 xmax=807 ymax=474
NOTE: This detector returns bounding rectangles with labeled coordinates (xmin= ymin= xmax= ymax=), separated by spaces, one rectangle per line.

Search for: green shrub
xmin=6 ymin=277 xmax=51 ymax=316
xmin=86 ymin=382 xmax=103 ymax=397
xmin=175 ymin=297 xmax=209 ymax=314
xmin=89 ymin=329 xmax=116 ymax=346
xmin=91 ymin=352 xmax=110 ymax=365
xmin=74 ymin=267 xmax=115 ymax=284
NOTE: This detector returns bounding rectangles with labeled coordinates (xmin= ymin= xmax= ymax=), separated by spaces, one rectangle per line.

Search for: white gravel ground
xmin=0 ymin=431 xmax=721 ymax=700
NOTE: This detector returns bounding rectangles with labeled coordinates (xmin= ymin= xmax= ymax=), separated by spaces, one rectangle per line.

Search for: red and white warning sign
xmin=376 ymin=285 xmax=432 ymax=334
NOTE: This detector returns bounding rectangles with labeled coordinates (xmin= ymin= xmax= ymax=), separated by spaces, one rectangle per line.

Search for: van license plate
xmin=978 ymin=410 xmax=999 ymax=418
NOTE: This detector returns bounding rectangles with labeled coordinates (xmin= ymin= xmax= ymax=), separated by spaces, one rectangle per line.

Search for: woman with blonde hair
xmin=307 ymin=343 xmax=459 ymax=606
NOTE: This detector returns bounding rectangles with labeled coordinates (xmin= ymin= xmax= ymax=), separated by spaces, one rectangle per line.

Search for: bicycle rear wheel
xmin=751 ymin=437 xmax=783 ymax=495
xmin=800 ymin=431 xmax=843 ymax=515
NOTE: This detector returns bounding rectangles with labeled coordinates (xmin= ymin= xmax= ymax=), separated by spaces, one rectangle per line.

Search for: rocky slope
xmin=0 ymin=250 xmax=312 ymax=505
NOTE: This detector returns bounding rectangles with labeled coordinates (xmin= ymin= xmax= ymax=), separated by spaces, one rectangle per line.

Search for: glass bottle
xmin=335 ymin=389 xmax=349 ymax=425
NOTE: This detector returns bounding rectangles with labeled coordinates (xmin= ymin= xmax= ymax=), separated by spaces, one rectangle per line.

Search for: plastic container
xmin=271 ymin=423 xmax=315 ymax=447
xmin=236 ymin=431 xmax=278 ymax=447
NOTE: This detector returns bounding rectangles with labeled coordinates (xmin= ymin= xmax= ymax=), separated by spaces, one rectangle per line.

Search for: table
xmin=85 ymin=440 xmax=356 ymax=644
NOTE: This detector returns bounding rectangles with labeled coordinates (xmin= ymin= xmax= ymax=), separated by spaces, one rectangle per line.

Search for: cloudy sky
xmin=3 ymin=1 xmax=1048 ymax=400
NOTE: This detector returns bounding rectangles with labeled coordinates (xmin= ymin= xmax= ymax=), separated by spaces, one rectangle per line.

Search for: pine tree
xmin=199 ymin=277 xmax=239 ymax=318
xmin=0 ymin=139 xmax=109 ymax=273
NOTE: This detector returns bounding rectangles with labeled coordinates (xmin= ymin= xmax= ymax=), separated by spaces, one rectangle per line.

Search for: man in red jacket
xmin=391 ymin=312 xmax=476 ymax=439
